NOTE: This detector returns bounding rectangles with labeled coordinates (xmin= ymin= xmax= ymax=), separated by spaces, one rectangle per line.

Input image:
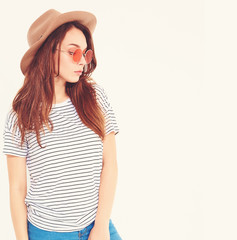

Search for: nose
xmin=78 ymin=54 xmax=87 ymax=65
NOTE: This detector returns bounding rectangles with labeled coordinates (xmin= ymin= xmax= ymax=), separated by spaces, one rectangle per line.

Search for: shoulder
xmin=91 ymin=82 xmax=110 ymax=112
xmin=5 ymin=108 xmax=18 ymax=127
xmin=4 ymin=108 xmax=21 ymax=135
xmin=91 ymin=82 xmax=106 ymax=95
xmin=91 ymin=83 xmax=108 ymax=102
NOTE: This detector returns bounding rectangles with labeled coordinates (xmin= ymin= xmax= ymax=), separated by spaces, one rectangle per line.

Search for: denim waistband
xmin=27 ymin=219 xmax=117 ymax=240
xmin=78 ymin=220 xmax=95 ymax=237
xmin=27 ymin=219 xmax=95 ymax=235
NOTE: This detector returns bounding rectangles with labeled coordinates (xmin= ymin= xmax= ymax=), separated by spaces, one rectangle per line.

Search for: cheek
xmin=59 ymin=58 xmax=72 ymax=72
xmin=59 ymin=58 xmax=76 ymax=80
xmin=54 ymin=52 xmax=72 ymax=72
xmin=60 ymin=55 xmax=72 ymax=69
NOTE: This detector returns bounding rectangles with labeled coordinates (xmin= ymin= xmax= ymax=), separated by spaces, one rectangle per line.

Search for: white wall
xmin=1 ymin=0 xmax=237 ymax=239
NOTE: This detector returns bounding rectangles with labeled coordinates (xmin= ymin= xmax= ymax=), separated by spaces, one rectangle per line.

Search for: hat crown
xmin=27 ymin=9 xmax=60 ymax=47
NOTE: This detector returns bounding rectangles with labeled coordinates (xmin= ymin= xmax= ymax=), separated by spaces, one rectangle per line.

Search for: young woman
xmin=3 ymin=9 xmax=122 ymax=240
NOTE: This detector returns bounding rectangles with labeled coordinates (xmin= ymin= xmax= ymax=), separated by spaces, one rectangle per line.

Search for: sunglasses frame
xmin=56 ymin=48 xmax=93 ymax=64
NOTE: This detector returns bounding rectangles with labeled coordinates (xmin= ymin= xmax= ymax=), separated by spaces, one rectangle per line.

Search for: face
xmin=54 ymin=27 xmax=88 ymax=83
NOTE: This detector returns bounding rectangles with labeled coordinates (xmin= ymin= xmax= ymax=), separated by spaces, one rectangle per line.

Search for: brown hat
xmin=20 ymin=9 xmax=97 ymax=76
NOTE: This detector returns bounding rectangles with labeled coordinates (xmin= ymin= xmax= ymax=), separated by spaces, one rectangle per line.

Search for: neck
xmin=53 ymin=75 xmax=68 ymax=104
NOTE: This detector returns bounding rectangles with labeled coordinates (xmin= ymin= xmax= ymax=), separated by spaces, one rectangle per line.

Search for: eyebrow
xmin=67 ymin=43 xmax=87 ymax=50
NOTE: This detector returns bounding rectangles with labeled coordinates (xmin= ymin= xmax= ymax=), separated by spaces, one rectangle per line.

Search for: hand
xmin=88 ymin=223 xmax=110 ymax=240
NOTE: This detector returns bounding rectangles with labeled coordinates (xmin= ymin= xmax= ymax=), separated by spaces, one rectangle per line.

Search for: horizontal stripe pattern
xmin=2 ymin=83 xmax=119 ymax=232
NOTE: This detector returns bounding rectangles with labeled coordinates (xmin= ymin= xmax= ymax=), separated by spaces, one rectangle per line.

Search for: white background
xmin=1 ymin=0 xmax=237 ymax=239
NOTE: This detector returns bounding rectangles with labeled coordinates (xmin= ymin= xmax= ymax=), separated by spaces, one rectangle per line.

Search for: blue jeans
xmin=27 ymin=219 xmax=122 ymax=240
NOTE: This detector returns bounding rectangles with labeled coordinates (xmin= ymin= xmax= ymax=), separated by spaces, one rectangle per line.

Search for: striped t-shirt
xmin=2 ymin=83 xmax=119 ymax=232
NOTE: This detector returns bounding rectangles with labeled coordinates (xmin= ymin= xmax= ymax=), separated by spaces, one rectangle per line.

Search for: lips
xmin=74 ymin=71 xmax=82 ymax=75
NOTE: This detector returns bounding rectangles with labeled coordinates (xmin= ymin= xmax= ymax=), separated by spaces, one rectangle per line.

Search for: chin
xmin=65 ymin=76 xmax=81 ymax=83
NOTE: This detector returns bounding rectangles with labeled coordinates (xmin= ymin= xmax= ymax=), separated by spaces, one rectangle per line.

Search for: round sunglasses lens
xmin=85 ymin=50 xmax=93 ymax=64
xmin=73 ymin=49 xmax=82 ymax=63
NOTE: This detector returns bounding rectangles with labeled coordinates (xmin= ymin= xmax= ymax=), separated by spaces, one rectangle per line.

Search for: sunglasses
xmin=56 ymin=48 xmax=93 ymax=64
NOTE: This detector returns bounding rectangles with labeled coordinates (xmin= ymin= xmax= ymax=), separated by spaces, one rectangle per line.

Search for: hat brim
xmin=20 ymin=10 xmax=97 ymax=75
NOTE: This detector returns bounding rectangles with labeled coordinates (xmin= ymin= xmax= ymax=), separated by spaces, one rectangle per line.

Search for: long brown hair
xmin=11 ymin=21 xmax=106 ymax=148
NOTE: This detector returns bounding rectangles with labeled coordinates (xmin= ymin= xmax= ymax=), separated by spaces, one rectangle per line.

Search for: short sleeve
xmin=93 ymin=84 xmax=120 ymax=135
xmin=2 ymin=109 xmax=28 ymax=157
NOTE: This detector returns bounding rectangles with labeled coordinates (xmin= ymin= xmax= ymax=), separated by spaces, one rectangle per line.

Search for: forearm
xmin=9 ymin=190 xmax=28 ymax=240
xmin=94 ymin=162 xmax=118 ymax=227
